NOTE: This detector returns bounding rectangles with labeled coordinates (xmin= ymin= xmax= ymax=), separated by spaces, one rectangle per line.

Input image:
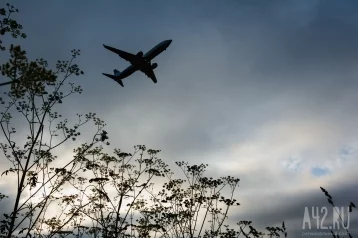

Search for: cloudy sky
xmin=1 ymin=0 xmax=358 ymax=237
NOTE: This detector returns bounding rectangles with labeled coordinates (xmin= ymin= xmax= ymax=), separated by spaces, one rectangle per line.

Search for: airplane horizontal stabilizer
xmin=102 ymin=73 xmax=124 ymax=87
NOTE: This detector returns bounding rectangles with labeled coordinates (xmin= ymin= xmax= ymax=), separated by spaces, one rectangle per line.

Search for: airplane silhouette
xmin=102 ymin=39 xmax=172 ymax=87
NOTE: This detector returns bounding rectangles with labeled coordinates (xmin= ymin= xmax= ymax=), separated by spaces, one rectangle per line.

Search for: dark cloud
xmin=1 ymin=1 xmax=358 ymax=237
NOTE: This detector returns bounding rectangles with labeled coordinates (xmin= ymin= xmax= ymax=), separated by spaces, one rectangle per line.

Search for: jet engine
xmin=151 ymin=63 xmax=158 ymax=69
xmin=137 ymin=51 xmax=143 ymax=57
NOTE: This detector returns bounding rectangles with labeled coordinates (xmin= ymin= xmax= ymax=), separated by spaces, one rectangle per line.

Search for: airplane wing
xmin=103 ymin=44 xmax=136 ymax=62
xmin=141 ymin=68 xmax=157 ymax=83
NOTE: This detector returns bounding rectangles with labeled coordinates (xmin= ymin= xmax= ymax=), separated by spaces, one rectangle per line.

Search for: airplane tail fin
xmin=102 ymin=73 xmax=124 ymax=87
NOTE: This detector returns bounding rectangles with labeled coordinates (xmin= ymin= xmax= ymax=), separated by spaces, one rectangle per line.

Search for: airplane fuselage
xmin=121 ymin=39 xmax=172 ymax=81
xmin=129 ymin=55 xmax=151 ymax=71
xmin=143 ymin=39 xmax=172 ymax=61
xmin=130 ymin=39 xmax=172 ymax=69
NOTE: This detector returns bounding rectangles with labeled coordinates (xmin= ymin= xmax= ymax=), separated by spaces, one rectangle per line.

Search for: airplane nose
xmin=166 ymin=39 xmax=172 ymax=45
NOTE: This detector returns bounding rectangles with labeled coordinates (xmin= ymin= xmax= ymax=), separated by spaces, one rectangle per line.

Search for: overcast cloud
xmin=1 ymin=0 xmax=358 ymax=237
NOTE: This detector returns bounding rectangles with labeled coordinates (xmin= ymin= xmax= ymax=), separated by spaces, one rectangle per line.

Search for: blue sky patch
xmin=311 ymin=167 xmax=329 ymax=177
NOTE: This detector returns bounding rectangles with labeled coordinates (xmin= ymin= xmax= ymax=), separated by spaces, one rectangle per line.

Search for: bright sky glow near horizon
xmin=1 ymin=1 xmax=358 ymax=237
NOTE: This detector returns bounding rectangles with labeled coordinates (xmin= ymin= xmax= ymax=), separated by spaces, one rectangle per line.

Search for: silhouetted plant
xmin=320 ymin=186 xmax=356 ymax=238
xmin=54 ymin=152 xmax=286 ymax=238
xmin=143 ymin=162 xmax=242 ymax=237
xmin=0 ymin=3 xmax=108 ymax=238
xmin=0 ymin=3 xmax=26 ymax=51
xmin=265 ymin=222 xmax=287 ymax=238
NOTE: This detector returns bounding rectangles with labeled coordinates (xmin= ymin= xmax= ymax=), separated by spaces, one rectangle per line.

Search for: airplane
xmin=102 ymin=39 xmax=172 ymax=87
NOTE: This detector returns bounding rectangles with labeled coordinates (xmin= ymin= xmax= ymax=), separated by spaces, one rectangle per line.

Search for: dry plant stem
xmin=5 ymin=58 xmax=74 ymax=238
